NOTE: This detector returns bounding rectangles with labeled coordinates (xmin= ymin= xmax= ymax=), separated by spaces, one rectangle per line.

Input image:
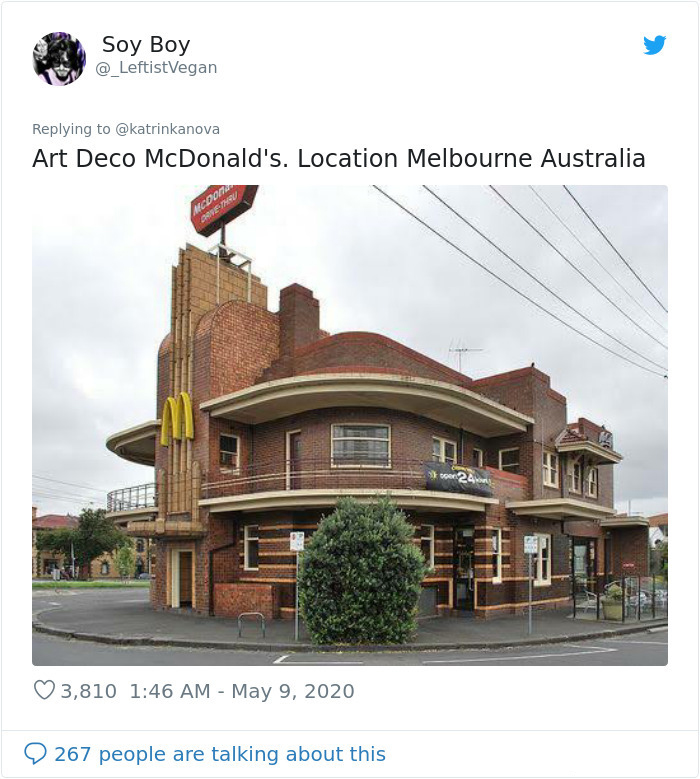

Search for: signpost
xmin=523 ymin=535 xmax=538 ymax=636
xmin=290 ymin=532 xmax=305 ymax=641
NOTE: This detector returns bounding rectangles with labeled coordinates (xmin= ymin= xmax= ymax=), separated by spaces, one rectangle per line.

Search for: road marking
xmin=274 ymin=654 xmax=364 ymax=666
xmin=423 ymin=646 xmax=618 ymax=664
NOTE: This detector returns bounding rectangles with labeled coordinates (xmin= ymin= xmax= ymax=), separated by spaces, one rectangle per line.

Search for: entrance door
xmin=179 ymin=551 xmax=193 ymax=607
xmin=171 ymin=549 xmax=193 ymax=609
xmin=286 ymin=431 xmax=302 ymax=490
xmin=454 ymin=527 xmax=475 ymax=611
xmin=571 ymin=538 xmax=596 ymax=597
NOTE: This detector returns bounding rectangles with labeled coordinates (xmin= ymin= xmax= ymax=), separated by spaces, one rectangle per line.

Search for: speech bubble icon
xmin=24 ymin=743 xmax=47 ymax=765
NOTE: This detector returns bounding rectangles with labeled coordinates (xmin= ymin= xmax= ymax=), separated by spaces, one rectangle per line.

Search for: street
xmin=33 ymin=629 xmax=667 ymax=666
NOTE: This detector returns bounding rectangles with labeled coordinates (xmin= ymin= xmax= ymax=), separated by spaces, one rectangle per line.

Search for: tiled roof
xmin=32 ymin=514 xmax=79 ymax=530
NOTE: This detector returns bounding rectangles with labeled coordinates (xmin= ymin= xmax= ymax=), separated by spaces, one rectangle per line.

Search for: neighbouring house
xmin=31 ymin=506 xmax=153 ymax=579
xmin=105 ymin=241 xmax=648 ymax=621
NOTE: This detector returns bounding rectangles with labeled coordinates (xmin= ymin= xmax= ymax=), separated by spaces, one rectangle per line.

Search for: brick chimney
xmin=32 ymin=506 xmax=37 ymax=522
xmin=278 ymin=284 xmax=321 ymax=356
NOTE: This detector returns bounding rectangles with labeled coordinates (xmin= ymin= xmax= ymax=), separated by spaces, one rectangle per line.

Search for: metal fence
xmin=572 ymin=576 xmax=668 ymax=622
xmin=107 ymin=482 xmax=157 ymax=513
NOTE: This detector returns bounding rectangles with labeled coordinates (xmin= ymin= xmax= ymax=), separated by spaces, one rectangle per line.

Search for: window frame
xmin=533 ymin=533 xmax=552 ymax=586
xmin=330 ymin=423 xmax=391 ymax=469
xmin=542 ymin=450 xmax=559 ymax=488
xmin=432 ymin=436 xmax=457 ymax=465
xmin=586 ymin=467 xmax=599 ymax=498
xmin=420 ymin=524 xmax=435 ymax=570
xmin=472 ymin=447 xmax=484 ymax=468
xmin=568 ymin=455 xmax=583 ymax=494
xmin=491 ymin=528 xmax=502 ymax=583
xmin=243 ymin=525 xmax=260 ymax=571
xmin=219 ymin=433 xmax=241 ymax=473
xmin=498 ymin=447 xmax=520 ymax=474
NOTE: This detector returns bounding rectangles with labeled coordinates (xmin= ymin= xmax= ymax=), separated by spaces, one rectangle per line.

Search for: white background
xmin=2 ymin=2 xmax=697 ymax=777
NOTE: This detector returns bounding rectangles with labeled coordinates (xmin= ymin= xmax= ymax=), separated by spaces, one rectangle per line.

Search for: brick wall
xmin=262 ymin=331 xmax=473 ymax=385
xmin=213 ymin=582 xmax=280 ymax=620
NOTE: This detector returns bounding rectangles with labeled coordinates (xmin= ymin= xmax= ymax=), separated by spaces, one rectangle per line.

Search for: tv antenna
xmin=449 ymin=346 xmax=484 ymax=374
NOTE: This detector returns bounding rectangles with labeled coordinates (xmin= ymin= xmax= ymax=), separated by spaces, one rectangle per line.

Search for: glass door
xmin=571 ymin=538 xmax=597 ymax=598
xmin=454 ymin=527 xmax=475 ymax=611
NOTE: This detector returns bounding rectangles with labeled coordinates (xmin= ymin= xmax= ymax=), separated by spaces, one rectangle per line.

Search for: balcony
xmin=107 ymin=482 xmax=205 ymax=538
xmin=106 ymin=420 xmax=160 ymax=466
xmin=107 ymin=482 xmax=157 ymax=517
xmin=200 ymin=458 xmax=498 ymax=514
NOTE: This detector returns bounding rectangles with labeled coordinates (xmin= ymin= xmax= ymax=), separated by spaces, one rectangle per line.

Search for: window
xmin=498 ymin=448 xmax=519 ymax=474
xmin=432 ymin=437 xmax=457 ymax=465
xmin=542 ymin=451 xmax=559 ymax=488
xmin=586 ymin=467 xmax=599 ymax=498
xmin=244 ymin=525 xmax=259 ymax=571
xmin=331 ymin=424 xmax=390 ymax=467
xmin=491 ymin=529 xmax=502 ymax=583
xmin=472 ymin=447 xmax=484 ymax=468
xmin=220 ymin=434 xmax=240 ymax=471
xmin=532 ymin=534 xmax=551 ymax=585
xmin=568 ymin=456 xmax=582 ymax=494
xmin=420 ymin=525 xmax=435 ymax=569
xmin=136 ymin=539 xmax=145 ymax=553
xmin=100 ymin=561 xmax=110 ymax=576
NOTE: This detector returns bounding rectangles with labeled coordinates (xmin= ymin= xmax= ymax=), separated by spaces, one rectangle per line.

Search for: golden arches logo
xmin=160 ymin=392 xmax=194 ymax=446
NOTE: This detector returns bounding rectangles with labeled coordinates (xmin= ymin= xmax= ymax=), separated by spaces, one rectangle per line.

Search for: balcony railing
xmin=201 ymin=457 xmax=431 ymax=499
xmin=108 ymin=458 xmax=489 ymax=512
xmin=107 ymin=482 xmax=157 ymax=513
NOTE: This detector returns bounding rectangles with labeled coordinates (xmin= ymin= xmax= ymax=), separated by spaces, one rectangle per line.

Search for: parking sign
xmin=290 ymin=532 xmax=305 ymax=552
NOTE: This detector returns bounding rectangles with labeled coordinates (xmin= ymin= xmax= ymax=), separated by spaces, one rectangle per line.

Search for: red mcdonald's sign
xmin=190 ymin=185 xmax=258 ymax=237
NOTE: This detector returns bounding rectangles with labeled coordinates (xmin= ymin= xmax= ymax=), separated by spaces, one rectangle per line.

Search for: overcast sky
xmin=32 ymin=185 xmax=668 ymax=517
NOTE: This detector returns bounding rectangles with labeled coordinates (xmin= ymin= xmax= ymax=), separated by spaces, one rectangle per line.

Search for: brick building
xmin=106 ymin=243 xmax=646 ymax=620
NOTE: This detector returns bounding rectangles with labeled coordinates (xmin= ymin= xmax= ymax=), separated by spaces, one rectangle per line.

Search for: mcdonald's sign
xmin=160 ymin=392 xmax=195 ymax=446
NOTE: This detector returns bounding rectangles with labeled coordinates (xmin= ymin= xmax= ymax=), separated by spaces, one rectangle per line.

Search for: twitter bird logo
xmin=644 ymin=35 xmax=666 ymax=55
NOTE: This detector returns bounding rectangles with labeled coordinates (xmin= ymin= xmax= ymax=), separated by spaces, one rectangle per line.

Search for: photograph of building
xmin=105 ymin=241 xmax=648 ymax=621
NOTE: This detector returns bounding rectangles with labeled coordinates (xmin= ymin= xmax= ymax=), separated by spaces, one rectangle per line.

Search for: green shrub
xmin=298 ymin=496 xmax=427 ymax=645
xmin=604 ymin=583 xmax=623 ymax=601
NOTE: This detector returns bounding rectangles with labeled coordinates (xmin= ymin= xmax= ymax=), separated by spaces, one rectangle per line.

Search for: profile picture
xmin=33 ymin=32 xmax=86 ymax=86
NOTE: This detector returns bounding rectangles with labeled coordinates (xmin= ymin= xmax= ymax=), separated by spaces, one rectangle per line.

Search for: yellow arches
xmin=160 ymin=392 xmax=195 ymax=446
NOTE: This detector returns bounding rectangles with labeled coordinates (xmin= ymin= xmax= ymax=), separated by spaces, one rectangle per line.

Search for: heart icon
xmin=34 ymin=680 xmax=55 ymax=700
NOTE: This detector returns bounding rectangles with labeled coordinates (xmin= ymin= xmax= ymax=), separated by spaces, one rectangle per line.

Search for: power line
xmin=562 ymin=184 xmax=668 ymax=314
xmin=423 ymin=186 xmax=667 ymax=373
xmin=372 ymin=186 xmax=667 ymax=379
xmin=33 ymin=474 xmax=108 ymax=494
xmin=489 ymin=186 xmax=667 ymax=351
xmin=528 ymin=186 xmax=668 ymax=334
xmin=32 ymin=489 xmax=102 ymax=504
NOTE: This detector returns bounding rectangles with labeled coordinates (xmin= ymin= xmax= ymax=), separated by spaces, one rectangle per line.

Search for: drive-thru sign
xmin=190 ymin=185 xmax=258 ymax=237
